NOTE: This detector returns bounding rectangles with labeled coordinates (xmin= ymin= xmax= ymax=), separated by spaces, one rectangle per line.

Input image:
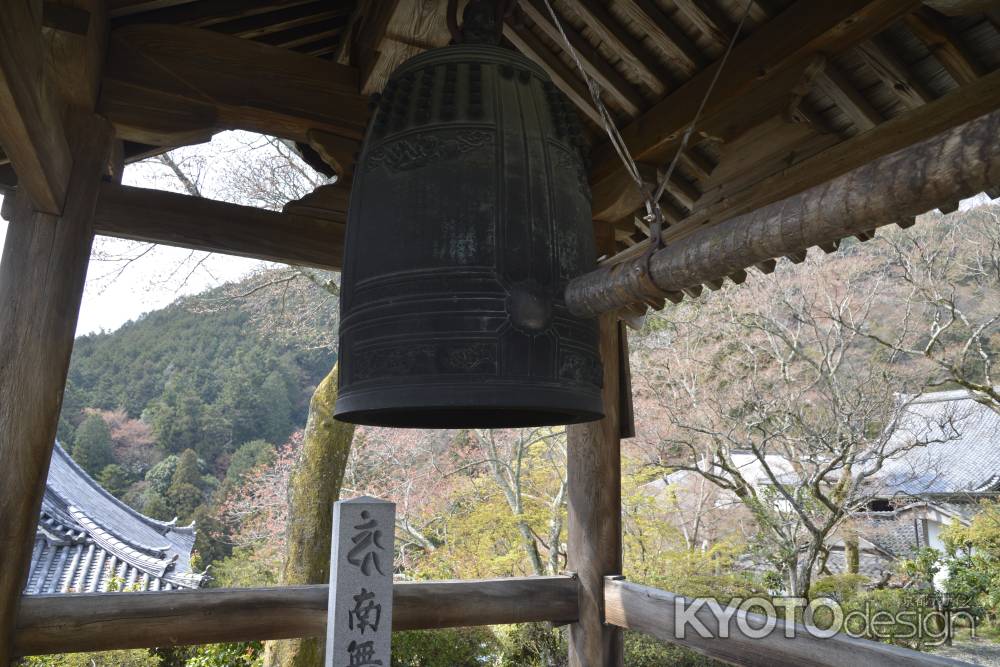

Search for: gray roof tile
xmin=874 ymin=390 xmax=1000 ymax=496
xmin=24 ymin=443 xmax=206 ymax=594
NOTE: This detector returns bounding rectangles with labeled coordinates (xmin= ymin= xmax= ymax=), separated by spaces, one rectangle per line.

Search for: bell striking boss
xmin=335 ymin=2 xmax=603 ymax=428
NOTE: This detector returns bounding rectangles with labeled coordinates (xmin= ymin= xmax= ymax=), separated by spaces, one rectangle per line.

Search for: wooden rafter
xmin=98 ymin=24 xmax=368 ymax=146
xmin=502 ymin=20 xmax=602 ymax=126
xmin=922 ymin=0 xmax=1000 ymax=16
xmin=671 ymin=0 xmax=735 ymax=51
xmin=109 ymin=0 xmax=197 ymax=17
xmin=111 ymin=0 xmax=316 ymax=24
xmin=814 ymin=62 xmax=883 ymax=133
xmin=562 ymin=0 xmax=676 ymax=95
xmin=0 ymin=2 xmax=72 ymax=214
xmin=588 ymin=0 xmax=922 ymax=220
xmin=677 ymin=149 xmax=716 ymax=182
xmin=212 ymin=2 xmax=348 ymax=40
xmin=904 ymin=7 xmax=985 ymax=85
xmin=517 ymin=0 xmax=645 ymax=117
xmin=617 ymin=0 xmax=707 ymax=77
xmin=257 ymin=18 xmax=345 ymax=50
xmin=352 ymin=0 xmax=404 ymax=94
xmin=855 ymin=37 xmax=933 ymax=110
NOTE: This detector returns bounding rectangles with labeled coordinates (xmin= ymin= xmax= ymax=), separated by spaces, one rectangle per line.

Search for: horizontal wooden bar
xmin=14 ymin=576 xmax=578 ymax=656
xmin=93 ymin=183 xmax=345 ymax=271
xmin=604 ymin=578 xmax=972 ymax=667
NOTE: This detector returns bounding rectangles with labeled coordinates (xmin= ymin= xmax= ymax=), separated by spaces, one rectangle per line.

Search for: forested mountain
xmin=57 ymin=268 xmax=338 ymax=559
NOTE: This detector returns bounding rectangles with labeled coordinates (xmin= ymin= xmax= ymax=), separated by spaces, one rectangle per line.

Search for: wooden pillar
xmin=0 ymin=115 xmax=113 ymax=666
xmin=566 ymin=313 xmax=625 ymax=667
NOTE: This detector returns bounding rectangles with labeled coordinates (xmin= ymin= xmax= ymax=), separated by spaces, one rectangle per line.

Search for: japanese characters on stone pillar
xmin=326 ymin=496 xmax=395 ymax=667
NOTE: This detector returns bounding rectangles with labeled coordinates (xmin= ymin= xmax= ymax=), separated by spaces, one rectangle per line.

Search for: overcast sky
xmin=0 ymin=132 xmax=309 ymax=336
xmin=0 ymin=143 xmax=996 ymax=339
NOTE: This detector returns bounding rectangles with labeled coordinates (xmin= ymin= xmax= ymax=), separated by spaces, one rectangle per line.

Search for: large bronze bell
xmin=335 ymin=1 xmax=603 ymax=428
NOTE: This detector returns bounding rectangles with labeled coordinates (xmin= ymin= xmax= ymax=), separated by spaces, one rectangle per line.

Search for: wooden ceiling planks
xmin=210 ymin=2 xmax=348 ymax=40
xmin=99 ymin=24 xmax=368 ymax=146
xmin=0 ymin=1 xmax=73 ymax=214
xmin=562 ymin=0 xmax=676 ymax=95
xmin=501 ymin=20 xmax=603 ymax=126
xmin=517 ymin=0 xmax=645 ymax=117
xmin=111 ymin=0 xmax=325 ymax=26
xmin=23 ymin=0 xmax=996 ymax=260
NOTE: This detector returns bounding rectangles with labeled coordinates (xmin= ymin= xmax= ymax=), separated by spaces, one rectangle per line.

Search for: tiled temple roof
xmin=24 ymin=443 xmax=206 ymax=594
xmin=874 ymin=389 xmax=1000 ymax=497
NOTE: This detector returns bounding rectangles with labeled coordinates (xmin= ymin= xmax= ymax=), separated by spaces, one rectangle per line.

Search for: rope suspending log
xmin=541 ymin=0 xmax=752 ymax=248
xmin=565 ymin=107 xmax=1000 ymax=318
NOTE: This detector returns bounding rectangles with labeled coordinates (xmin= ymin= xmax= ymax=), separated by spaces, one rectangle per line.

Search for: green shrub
xmin=19 ymin=650 xmax=157 ymax=666
xmin=392 ymin=627 xmax=497 ymax=666
xmin=809 ymin=573 xmax=869 ymax=603
xmin=625 ymin=631 xmax=725 ymax=666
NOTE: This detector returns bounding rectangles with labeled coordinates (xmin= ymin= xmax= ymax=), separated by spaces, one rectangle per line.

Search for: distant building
xmin=24 ymin=443 xmax=206 ymax=594
xmin=829 ymin=389 xmax=1000 ymax=580
xmin=647 ymin=389 xmax=1000 ymax=580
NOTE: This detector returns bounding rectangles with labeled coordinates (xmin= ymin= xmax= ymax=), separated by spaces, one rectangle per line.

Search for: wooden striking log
xmin=0 ymin=1 xmax=73 ymax=214
xmin=0 ymin=116 xmax=113 ymax=667
xmin=567 ymin=314 xmax=625 ymax=667
xmin=604 ymin=579 xmax=972 ymax=667
xmin=99 ymin=24 xmax=369 ymax=146
xmin=93 ymin=183 xmax=346 ymax=270
xmin=566 ymin=107 xmax=1000 ymax=318
xmin=13 ymin=576 xmax=579 ymax=656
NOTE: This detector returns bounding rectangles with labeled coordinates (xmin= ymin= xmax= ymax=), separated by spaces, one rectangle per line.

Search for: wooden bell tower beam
xmin=566 ymin=225 xmax=629 ymax=666
xmin=0 ymin=2 xmax=112 ymax=664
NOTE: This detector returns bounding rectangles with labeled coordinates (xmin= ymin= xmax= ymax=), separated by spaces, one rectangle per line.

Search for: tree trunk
xmin=264 ymin=364 xmax=355 ymax=667
xmin=845 ymin=535 xmax=860 ymax=574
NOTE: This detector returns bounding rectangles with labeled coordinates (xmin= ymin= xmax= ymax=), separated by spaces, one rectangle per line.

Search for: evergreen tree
xmin=145 ymin=455 xmax=178 ymax=495
xmin=151 ymin=377 xmax=205 ymax=454
xmin=72 ymin=413 xmax=114 ymax=476
xmin=224 ymin=440 xmax=276 ymax=488
xmin=200 ymin=402 xmax=233 ymax=462
xmin=260 ymin=370 xmax=293 ymax=444
xmin=171 ymin=448 xmax=203 ymax=488
xmin=98 ymin=464 xmax=132 ymax=498
xmin=217 ymin=356 xmax=266 ymax=447
xmin=142 ymin=491 xmax=173 ymax=521
xmin=167 ymin=449 xmax=204 ymax=520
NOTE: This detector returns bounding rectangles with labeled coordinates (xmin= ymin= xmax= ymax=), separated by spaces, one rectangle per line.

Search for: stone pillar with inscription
xmin=326 ymin=496 xmax=395 ymax=667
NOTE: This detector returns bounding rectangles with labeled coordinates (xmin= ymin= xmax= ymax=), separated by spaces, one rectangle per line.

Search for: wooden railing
xmin=13 ymin=576 xmax=578 ymax=656
xmin=604 ymin=578 xmax=974 ymax=667
xmin=14 ymin=574 xmax=979 ymax=666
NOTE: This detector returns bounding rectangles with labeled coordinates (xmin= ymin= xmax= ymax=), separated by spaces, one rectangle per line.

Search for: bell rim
xmin=334 ymin=384 xmax=604 ymax=429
